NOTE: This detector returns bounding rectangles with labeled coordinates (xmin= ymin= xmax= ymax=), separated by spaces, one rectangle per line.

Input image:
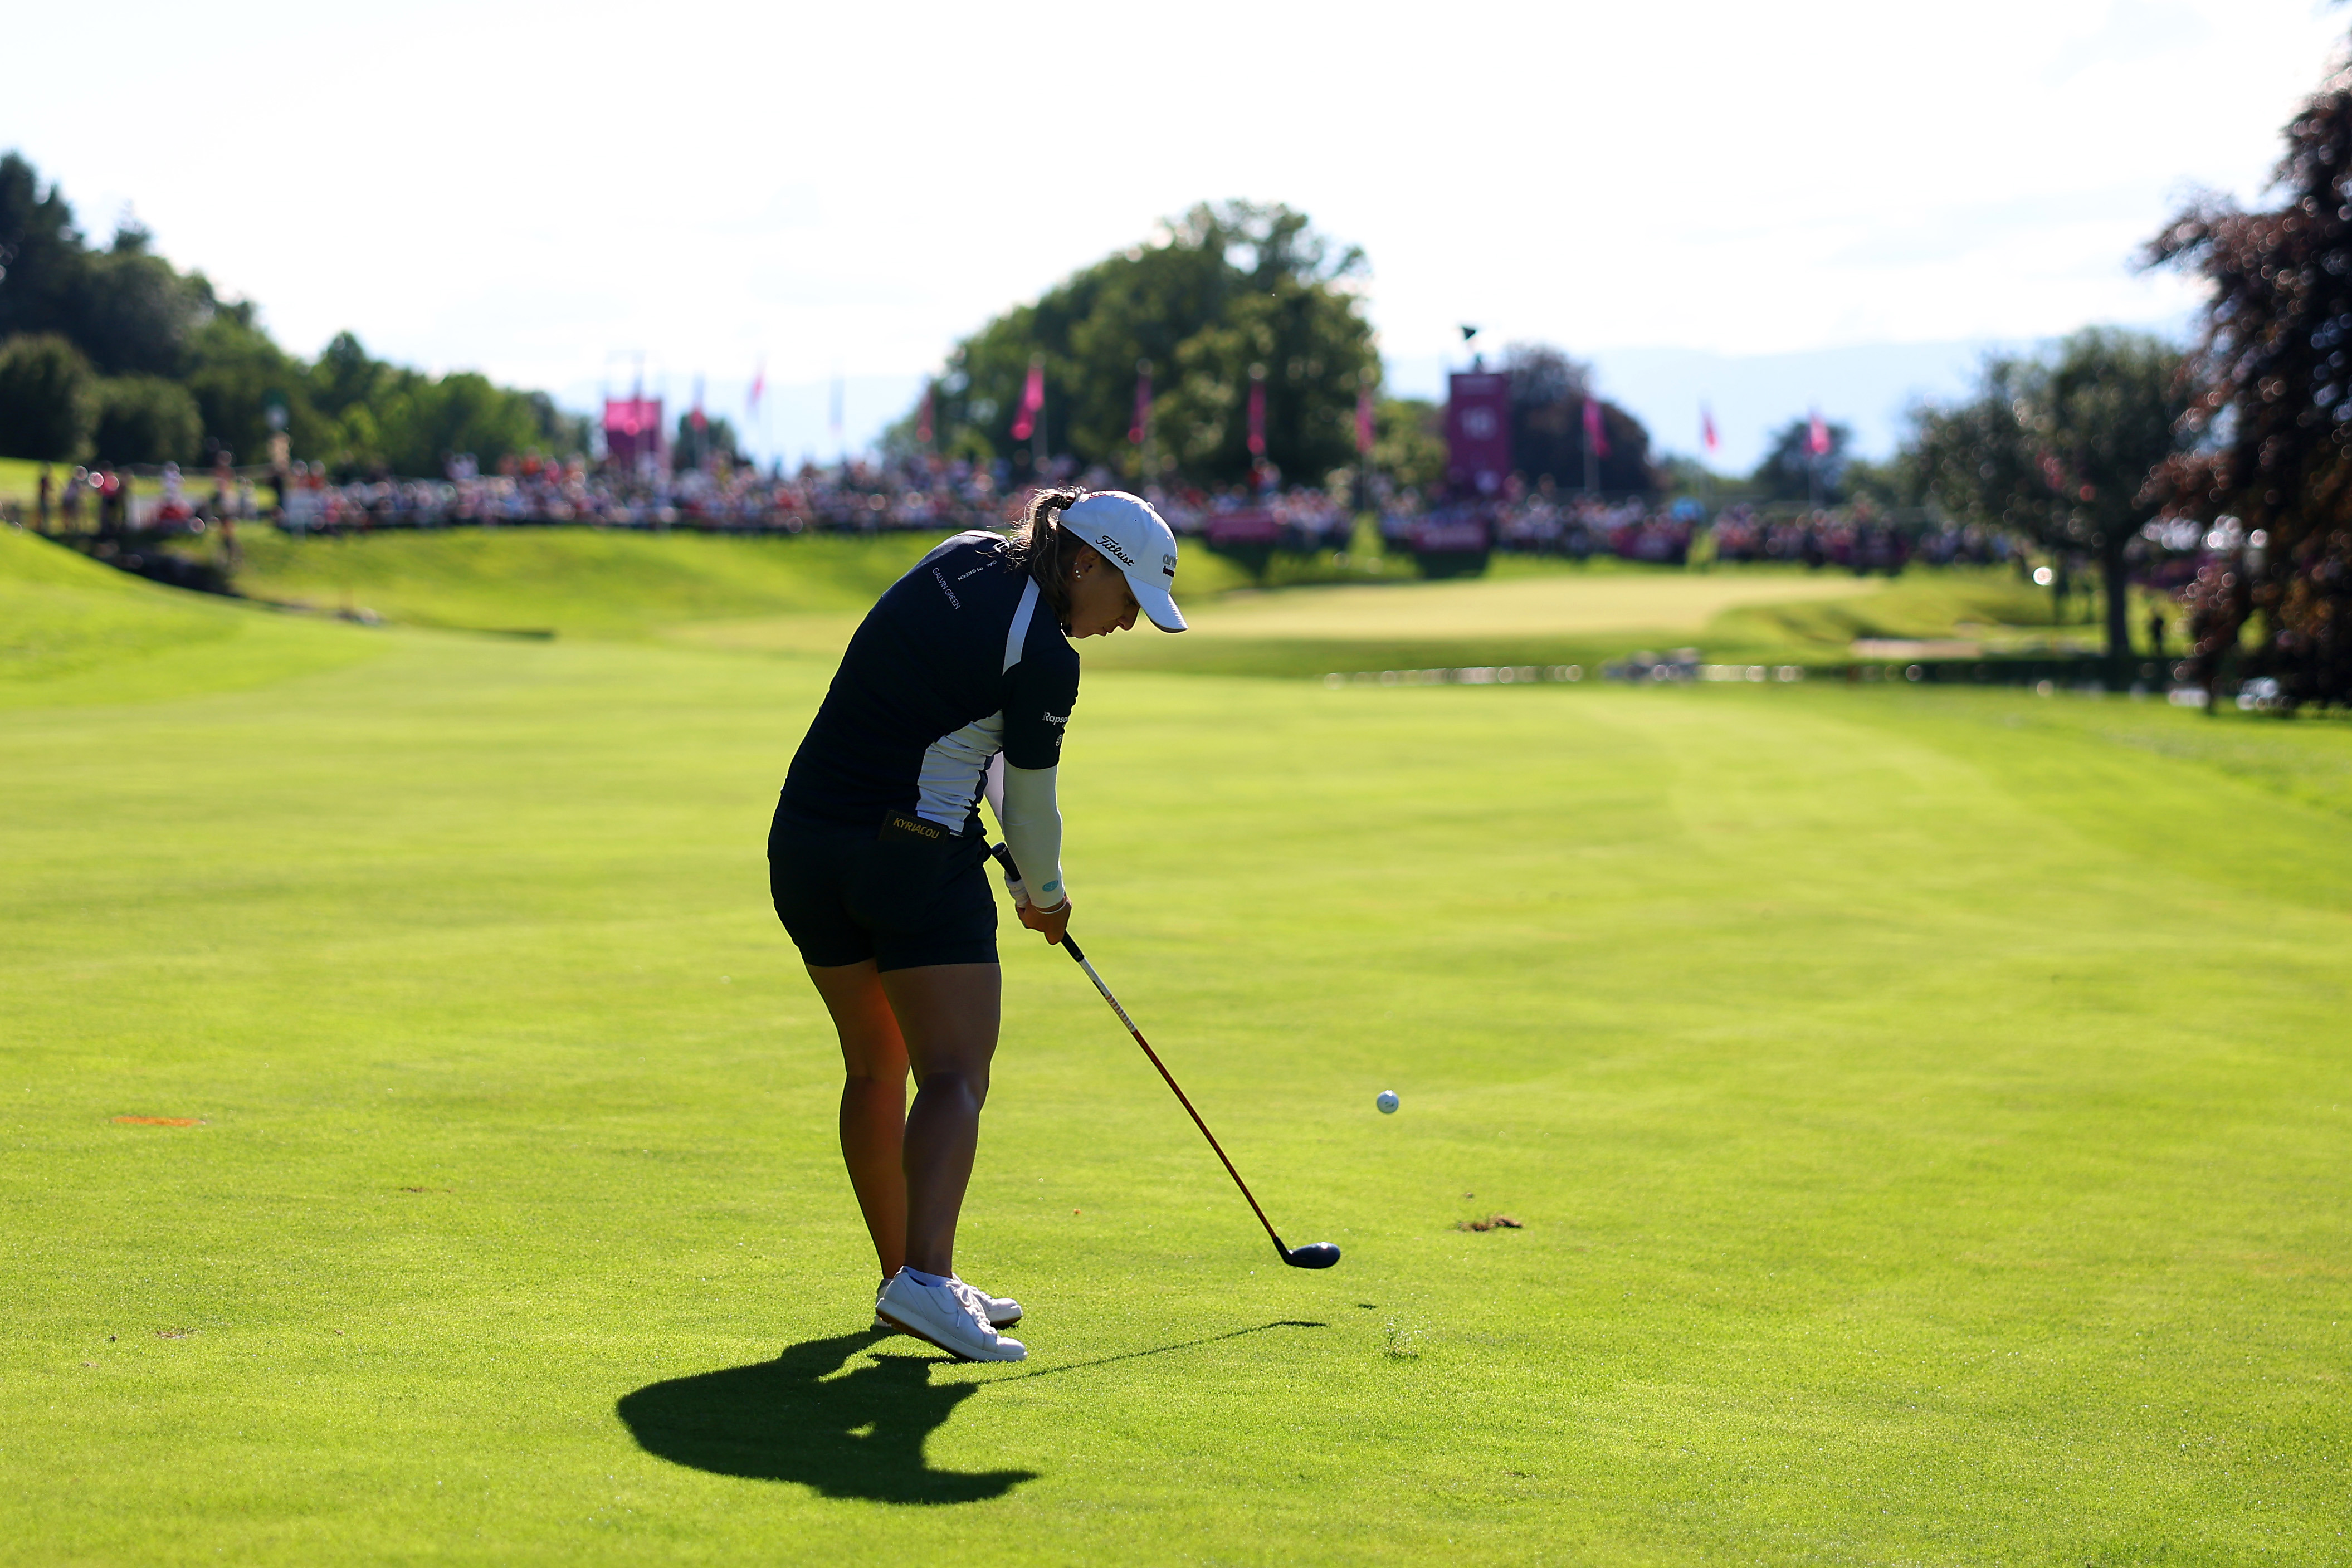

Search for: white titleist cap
xmin=1061 ymin=491 xmax=1187 ymax=632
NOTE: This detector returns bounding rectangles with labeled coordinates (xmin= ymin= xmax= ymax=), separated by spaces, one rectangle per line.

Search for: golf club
xmin=989 ymin=843 xmax=1340 ymax=1271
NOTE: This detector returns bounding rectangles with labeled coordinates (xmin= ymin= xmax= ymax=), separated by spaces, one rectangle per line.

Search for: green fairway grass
xmin=214 ymin=525 xmax=2089 ymax=677
xmin=4 ymin=532 xmax=2348 ymax=1564
xmin=229 ymin=527 xmax=959 ymax=637
xmin=0 ymin=526 xmax=383 ymax=705
xmin=1175 ymin=561 xmax=1886 ymax=639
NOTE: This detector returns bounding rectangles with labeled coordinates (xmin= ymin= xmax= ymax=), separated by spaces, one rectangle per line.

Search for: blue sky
xmin=4 ymin=1 xmax=2339 ymax=473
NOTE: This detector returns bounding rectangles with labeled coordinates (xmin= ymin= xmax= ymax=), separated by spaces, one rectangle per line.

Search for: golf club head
xmin=1281 ymin=1242 xmax=1343 ymax=1269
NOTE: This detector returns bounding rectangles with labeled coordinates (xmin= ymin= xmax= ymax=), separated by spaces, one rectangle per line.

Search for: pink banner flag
xmin=689 ymin=376 xmax=707 ymax=432
xmin=1246 ymin=375 xmax=1267 ymax=456
xmin=1701 ymin=403 xmax=1719 ymax=454
xmin=916 ymin=383 xmax=934 ymax=447
xmin=748 ymin=361 xmax=765 ymax=414
xmin=1130 ymin=364 xmax=1151 ymax=446
xmin=1011 ymin=359 xmax=1045 ymax=441
xmin=1583 ymin=397 xmax=1610 ymax=460
xmin=1356 ymin=385 xmax=1376 ymax=456
xmin=1807 ymin=409 xmax=1831 ymax=456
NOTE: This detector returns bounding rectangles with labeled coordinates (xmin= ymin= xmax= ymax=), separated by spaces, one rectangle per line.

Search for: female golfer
xmin=768 ymin=487 xmax=1186 ymax=1361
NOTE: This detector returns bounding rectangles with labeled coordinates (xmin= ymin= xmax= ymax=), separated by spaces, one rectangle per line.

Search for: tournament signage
xmin=603 ymin=397 xmax=666 ymax=473
xmin=1445 ymin=373 xmax=1512 ymax=498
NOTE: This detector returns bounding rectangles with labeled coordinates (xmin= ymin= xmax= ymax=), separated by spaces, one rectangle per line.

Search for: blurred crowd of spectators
xmin=27 ymin=459 xmax=260 ymax=534
xmin=21 ymin=449 xmax=2038 ymax=586
xmin=265 ymin=451 xmax=1367 ymax=547
xmin=275 ymin=453 xmax=998 ymax=534
xmin=1362 ymin=490 xmax=2027 ymax=573
xmin=1706 ymin=505 xmax=2017 ymax=572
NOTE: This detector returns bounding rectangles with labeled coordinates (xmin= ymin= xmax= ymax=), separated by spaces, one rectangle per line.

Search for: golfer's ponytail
xmin=1009 ymin=485 xmax=1087 ymax=626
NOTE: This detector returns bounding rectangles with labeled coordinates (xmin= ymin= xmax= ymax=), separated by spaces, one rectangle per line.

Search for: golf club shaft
xmin=988 ymin=843 xmax=1290 ymax=1256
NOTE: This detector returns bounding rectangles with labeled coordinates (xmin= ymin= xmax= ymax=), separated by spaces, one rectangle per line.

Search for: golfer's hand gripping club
xmin=987 ymin=843 xmax=1340 ymax=1271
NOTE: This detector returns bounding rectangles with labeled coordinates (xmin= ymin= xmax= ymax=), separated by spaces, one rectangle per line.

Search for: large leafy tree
xmin=93 ymin=374 xmax=203 ymax=463
xmin=1373 ymin=396 xmax=1447 ymax=492
xmin=0 ymin=333 xmax=99 ymax=460
xmin=1752 ymin=416 xmax=1856 ymax=505
xmin=183 ymin=303 xmax=315 ymax=463
xmin=673 ymin=411 xmax=747 ymax=472
xmin=1905 ymin=330 xmax=2187 ymax=663
xmin=299 ymin=344 xmax=575 ymax=475
xmin=1500 ymin=343 xmax=1654 ymax=492
xmin=928 ymin=202 xmax=1378 ymax=485
xmin=0 ymin=154 xmax=85 ymax=345
xmin=0 ymin=159 xmax=213 ymax=379
xmin=2143 ymin=52 xmax=2352 ymax=706
xmin=68 ymin=222 xmax=214 ymax=378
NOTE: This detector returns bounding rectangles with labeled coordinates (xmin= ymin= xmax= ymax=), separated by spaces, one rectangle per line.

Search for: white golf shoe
xmin=872 ymin=1276 xmax=1022 ymax=1331
xmin=954 ymin=1277 xmax=1023 ymax=1327
xmin=875 ymin=1271 xmax=1027 ymax=1362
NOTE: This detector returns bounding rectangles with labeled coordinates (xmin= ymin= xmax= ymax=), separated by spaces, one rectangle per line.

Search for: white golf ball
xmin=1376 ymin=1090 xmax=1400 ymax=1115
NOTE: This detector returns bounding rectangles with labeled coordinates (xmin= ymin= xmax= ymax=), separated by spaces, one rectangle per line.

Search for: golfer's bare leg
xmin=879 ymin=962 xmax=1001 ymax=1278
xmin=804 ymin=960 xmax=911 ymax=1278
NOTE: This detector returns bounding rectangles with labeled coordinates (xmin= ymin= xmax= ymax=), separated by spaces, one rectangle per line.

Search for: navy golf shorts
xmin=767 ymin=797 xmax=999 ymax=972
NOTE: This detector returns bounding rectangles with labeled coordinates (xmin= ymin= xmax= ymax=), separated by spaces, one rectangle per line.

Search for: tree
xmin=344 ymin=367 xmax=565 ymax=476
xmin=674 ymin=411 xmax=746 ymax=471
xmin=65 ymin=228 xmax=214 ymax=377
xmin=0 ymin=154 xmax=84 ymax=346
xmin=1752 ymin=416 xmax=1855 ymax=504
xmin=0 ymin=333 xmax=99 ymax=461
xmin=92 ymin=374 xmax=201 ymax=463
xmin=0 ymin=160 xmax=214 ymax=379
xmin=309 ymin=330 xmax=384 ymax=416
xmin=183 ymin=306 xmax=314 ymax=464
xmin=927 ymin=201 xmax=1378 ymax=485
xmin=1496 ymin=343 xmax=1657 ymax=494
xmin=1652 ymin=452 xmax=1720 ymax=498
xmin=0 ymin=150 xmax=585 ymax=481
xmin=1842 ymin=452 xmax=1924 ymax=509
xmin=1500 ymin=343 xmax=1590 ymax=489
xmin=2142 ymin=50 xmax=2352 ymax=706
xmin=1905 ymin=330 xmax=2187 ymax=664
xmin=1372 ymin=397 xmax=1447 ymax=492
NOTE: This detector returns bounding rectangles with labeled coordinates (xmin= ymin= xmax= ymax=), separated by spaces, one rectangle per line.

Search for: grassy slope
xmin=0 ymin=525 xmax=382 ymax=704
xmin=2 ymin=587 xmax=2347 ymax=1565
xmin=220 ymin=526 xmax=2092 ymax=676
xmin=229 ymin=527 xmax=953 ymax=635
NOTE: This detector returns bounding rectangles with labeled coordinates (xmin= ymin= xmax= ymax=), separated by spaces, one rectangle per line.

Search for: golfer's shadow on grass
xmin=618 ymin=1321 xmax=1323 ymax=1505
xmin=617 ymin=1331 xmax=1031 ymax=1504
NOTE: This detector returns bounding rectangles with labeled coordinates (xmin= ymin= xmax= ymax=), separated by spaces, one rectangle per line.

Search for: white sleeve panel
xmin=992 ymin=762 xmax=1066 ymax=909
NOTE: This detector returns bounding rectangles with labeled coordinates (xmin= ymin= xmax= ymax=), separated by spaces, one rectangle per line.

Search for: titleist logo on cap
xmin=1094 ymin=534 xmax=1138 ymax=568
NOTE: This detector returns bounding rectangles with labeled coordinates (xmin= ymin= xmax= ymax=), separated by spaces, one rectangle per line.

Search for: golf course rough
xmin=3 ymin=527 xmax=2349 ymax=1565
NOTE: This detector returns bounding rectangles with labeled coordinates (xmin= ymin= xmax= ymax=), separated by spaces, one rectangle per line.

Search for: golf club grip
xmin=988 ymin=841 xmax=1085 ymax=959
